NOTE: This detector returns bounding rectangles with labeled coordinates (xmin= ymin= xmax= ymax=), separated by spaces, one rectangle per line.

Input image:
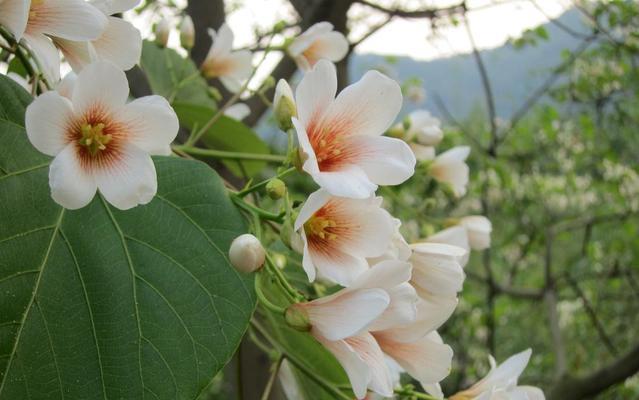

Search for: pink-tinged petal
xmin=322 ymin=69 xmax=401 ymax=138
xmin=56 ymin=72 xmax=77 ymax=99
xmin=295 ymin=59 xmax=337 ymax=128
xmin=315 ymin=335 xmax=370 ymax=399
xmin=0 ymin=0 xmax=29 ymax=40
xmin=49 ymin=144 xmax=98 ymax=209
xmin=380 ymin=295 xmax=458 ymax=342
xmin=24 ymin=32 xmax=61 ymax=82
xmin=25 ymin=91 xmax=74 ymax=156
xmin=304 ymin=288 xmax=389 ymax=341
xmin=311 ymin=246 xmax=369 ymax=286
xmin=28 ymin=0 xmax=107 ymax=41
xmin=430 ymin=146 xmax=470 ymax=197
xmin=311 ymin=31 xmax=349 ymax=62
xmin=89 ymin=0 xmax=139 ymax=15
xmin=376 ymin=331 xmax=453 ymax=385
xmin=91 ymin=16 xmax=141 ymax=70
xmin=347 ymin=135 xmax=416 ymax=186
xmin=425 ymin=226 xmax=470 ymax=267
xmin=224 ymin=50 xmax=253 ymax=80
xmin=120 ymin=95 xmax=179 ymax=156
xmin=72 ymin=60 xmax=129 ymax=113
xmin=288 ymin=22 xmax=334 ymax=57
xmin=367 ymin=282 xmax=417 ymax=332
xmin=94 ymin=143 xmax=157 ymax=210
xmin=345 ymin=332 xmax=394 ymax=398
xmin=294 ymin=188 xmax=331 ymax=231
xmin=351 ymin=259 xmax=412 ymax=290
xmin=54 ymin=38 xmax=95 ymax=72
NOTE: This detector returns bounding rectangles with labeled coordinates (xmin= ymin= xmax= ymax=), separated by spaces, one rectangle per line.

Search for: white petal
xmin=288 ymin=21 xmax=334 ymax=56
xmin=305 ymin=288 xmax=389 ymax=341
xmin=351 ymin=259 xmax=412 ymax=291
xmin=346 ymin=332 xmax=394 ymax=398
xmin=410 ymin=143 xmax=436 ymax=162
xmin=91 ymin=16 xmax=142 ymax=70
xmin=25 ymin=91 xmax=73 ymax=156
xmin=300 ymin=231 xmax=317 ymax=282
xmin=425 ymin=226 xmax=470 ymax=267
xmin=481 ymin=349 xmax=532 ymax=390
xmin=277 ymin=360 xmax=304 ymax=400
xmin=29 ymin=0 xmax=107 ymax=41
xmin=376 ymin=331 xmax=453 ymax=385
xmin=24 ymin=32 xmax=61 ymax=82
xmin=459 ymin=215 xmax=492 ymax=250
xmin=219 ymin=76 xmax=242 ymax=94
xmin=94 ymin=143 xmax=157 ymax=210
xmin=309 ymin=244 xmax=369 ymax=287
xmin=367 ymin=282 xmax=417 ymax=332
xmin=435 ymin=145 xmax=470 ymax=163
xmin=315 ymin=335 xmax=370 ymax=399
xmin=322 ymin=69 xmax=401 ymax=138
xmin=311 ymin=31 xmax=349 ymax=62
xmin=56 ymin=72 xmax=77 ymax=99
xmin=72 ymin=60 xmax=129 ymax=113
xmin=294 ymin=188 xmax=330 ymax=231
xmin=49 ymin=144 xmax=98 ymax=209
xmin=120 ymin=95 xmax=179 ymax=156
xmin=295 ymin=59 xmax=337 ymax=129
xmin=408 ymin=110 xmax=443 ymax=146
xmin=0 ymin=0 xmax=29 ymax=39
xmin=410 ymin=243 xmax=466 ymax=297
xmin=224 ymin=103 xmax=250 ymax=121
xmin=312 ymin=167 xmax=378 ymax=199
xmin=381 ymin=295 xmax=458 ymax=342
xmin=207 ymin=23 xmax=234 ymax=58
xmin=90 ymin=0 xmax=139 ymax=14
xmin=347 ymin=135 xmax=416 ymax=186
xmin=514 ymin=386 xmax=545 ymax=400
xmin=422 ymin=383 xmax=444 ymax=399
xmin=54 ymin=38 xmax=95 ymax=72
xmin=274 ymin=79 xmax=295 ymax=109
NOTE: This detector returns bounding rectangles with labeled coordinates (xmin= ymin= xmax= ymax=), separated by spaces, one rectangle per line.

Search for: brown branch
xmin=548 ymin=342 xmax=639 ymax=400
xmin=353 ymin=0 xmax=465 ymax=19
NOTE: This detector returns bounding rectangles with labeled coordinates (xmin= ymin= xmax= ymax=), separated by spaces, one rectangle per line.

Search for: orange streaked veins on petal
xmin=306 ymin=117 xmax=363 ymax=172
xmin=304 ymin=198 xmax=361 ymax=255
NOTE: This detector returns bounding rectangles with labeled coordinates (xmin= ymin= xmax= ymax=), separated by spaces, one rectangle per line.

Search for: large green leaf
xmin=0 ymin=76 xmax=255 ymax=399
xmin=140 ymin=41 xmax=216 ymax=108
xmin=173 ymin=102 xmax=271 ymax=177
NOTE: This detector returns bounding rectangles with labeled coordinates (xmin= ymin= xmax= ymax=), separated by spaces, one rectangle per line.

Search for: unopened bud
xmin=285 ymin=304 xmax=311 ymax=332
xmin=179 ymin=15 xmax=195 ymax=50
xmin=266 ymin=178 xmax=286 ymax=199
xmin=154 ymin=19 xmax=171 ymax=47
xmin=273 ymin=79 xmax=296 ymax=131
xmin=229 ymin=234 xmax=265 ymax=273
xmin=271 ymin=252 xmax=287 ymax=269
xmin=387 ymin=122 xmax=405 ymax=139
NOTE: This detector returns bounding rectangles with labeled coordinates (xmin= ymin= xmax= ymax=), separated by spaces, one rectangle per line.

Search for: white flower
xmin=451 ymin=349 xmax=545 ymax=400
xmin=1 ymin=0 xmax=109 ymax=82
xmin=55 ymin=0 xmax=142 ymax=73
xmin=406 ymin=85 xmax=426 ymax=104
xmin=273 ymin=79 xmax=296 ymax=131
xmin=25 ymin=61 xmax=179 ymax=210
xmin=430 ymin=146 xmax=471 ymax=197
xmin=153 ymin=17 xmax=170 ymax=47
xmin=229 ymin=233 xmax=265 ymax=273
xmin=201 ymin=23 xmax=252 ymax=93
xmin=293 ymin=60 xmax=415 ymax=199
xmin=458 ymin=215 xmax=492 ymax=250
xmin=286 ymin=260 xmax=417 ymax=399
xmin=294 ymin=189 xmax=396 ymax=286
xmin=288 ymin=22 xmax=348 ymax=71
xmin=179 ymin=15 xmax=195 ymax=49
xmin=407 ymin=110 xmax=443 ymax=146
xmin=424 ymin=225 xmax=470 ymax=266
xmin=409 ymin=243 xmax=467 ymax=300
xmin=410 ymin=143 xmax=436 ymax=162
xmin=224 ymin=103 xmax=250 ymax=121
xmin=367 ymin=218 xmax=411 ymax=265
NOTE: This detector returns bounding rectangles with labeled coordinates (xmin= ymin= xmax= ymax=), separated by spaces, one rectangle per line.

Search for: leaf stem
xmin=265 ymin=253 xmax=303 ymax=302
xmin=255 ymin=273 xmax=287 ymax=315
xmin=0 ymin=26 xmax=51 ymax=91
xmin=260 ymin=355 xmax=284 ymax=400
xmin=172 ymin=145 xmax=286 ymax=163
xmin=231 ymin=195 xmax=285 ymax=222
xmin=250 ymin=320 xmax=352 ymax=400
xmin=236 ymin=167 xmax=296 ymax=197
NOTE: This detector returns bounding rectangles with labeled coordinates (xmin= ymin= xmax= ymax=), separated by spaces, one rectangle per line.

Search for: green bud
xmin=266 ymin=178 xmax=286 ymax=200
xmin=179 ymin=16 xmax=195 ymax=50
xmin=273 ymin=79 xmax=296 ymax=131
xmin=271 ymin=252 xmax=287 ymax=269
xmin=285 ymin=305 xmax=311 ymax=332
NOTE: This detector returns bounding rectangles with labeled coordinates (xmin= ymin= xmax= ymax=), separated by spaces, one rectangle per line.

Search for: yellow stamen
xmin=305 ymin=216 xmax=338 ymax=241
xmin=78 ymin=122 xmax=112 ymax=156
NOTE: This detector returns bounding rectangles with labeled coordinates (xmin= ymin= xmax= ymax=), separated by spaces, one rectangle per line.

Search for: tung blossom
xmin=25 ymin=61 xmax=179 ymax=210
xmin=288 ymin=22 xmax=348 ymax=71
xmin=55 ymin=0 xmax=142 ymax=73
xmin=409 ymin=242 xmax=467 ymax=301
xmin=429 ymin=146 xmax=471 ymax=197
xmin=201 ymin=23 xmax=252 ymax=93
xmin=407 ymin=110 xmax=444 ymax=146
xmin=293 ymin=60 xmax=416 ymax=199
xmin=294 ymin=189 xmax=396 ymax=286
xmin=450 ymin=349 xmax=545 ymax=400
xmin=458 ymin=215 xmax=492 ymax=250
xmin=286 ymin=260 xmax=417 ymax=399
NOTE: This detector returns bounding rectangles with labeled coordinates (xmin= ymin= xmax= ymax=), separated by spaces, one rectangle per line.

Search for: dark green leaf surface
xmin=0 ymin=75 xmax=255 ymax=399
xmin=173 ymin=102 xmax=271 ymax=177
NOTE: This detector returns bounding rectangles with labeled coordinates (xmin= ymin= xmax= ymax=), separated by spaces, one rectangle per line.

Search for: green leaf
xmin=0 ymin=75 xmax=255 ymax=399
xmin=173 ymin=102 xmax=271 ymax=177
xmin=140 ymin=41 xmax=216 ymax=108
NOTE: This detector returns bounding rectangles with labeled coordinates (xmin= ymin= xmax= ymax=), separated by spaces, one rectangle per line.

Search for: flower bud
xmin=154 ymin=18 xmax=171 ymax=47
xmin=273 ymin=79 xmax=296 ymax=131
xmin=284 ymin=304 xmax=311 ymax=332
xmin=229 ymin=234 xmax=265 ymax=273
xmin=179 ymin=15 xmax=195 ymax=50
xmin=266 ymin=178 xmax=286 ymax=199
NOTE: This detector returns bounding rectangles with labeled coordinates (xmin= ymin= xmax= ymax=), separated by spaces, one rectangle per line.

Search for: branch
xmin=548 ymin=342 xmax=639 ymax=400
xmin=354 ymin=0 xmax=465 ymax=19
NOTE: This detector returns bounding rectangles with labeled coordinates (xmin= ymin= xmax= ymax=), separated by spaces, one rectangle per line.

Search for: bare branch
xmin=353 ymin=0 xmax=465 ymax=19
